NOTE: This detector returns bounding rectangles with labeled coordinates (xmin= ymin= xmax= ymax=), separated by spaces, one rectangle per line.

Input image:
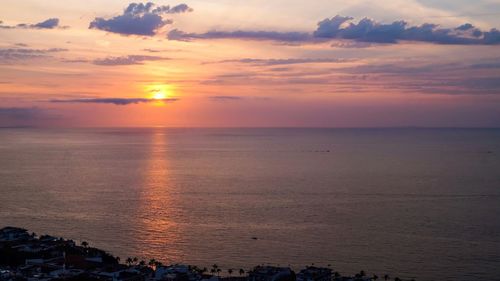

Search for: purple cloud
xmin=214 ymin=58 xmax=350 ymax=65
xmin=50 ymin=98 xmax=179 ymax=105
xmin=0 ymin=47 xmax=67 ymax=62
xmin=168 ymin=15 xmax=500 ymax=45
xmin=0 ymin=18 xmax=62 ymax=29
xmin=168 ymin=29 xmax=312 ymax=42
xmin=314 ymin=16 xmax=500 ymax=45
xmin=93 ymin=55 xmax=168 ymax=66
xmin=89 ymin=2 xmax=192 ymax=36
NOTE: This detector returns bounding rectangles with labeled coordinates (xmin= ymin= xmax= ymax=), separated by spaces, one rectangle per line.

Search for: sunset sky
xmin=1 ymin=0 xmax=499 ymax=127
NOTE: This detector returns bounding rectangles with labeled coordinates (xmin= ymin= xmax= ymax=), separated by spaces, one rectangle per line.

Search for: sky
xmin=0 ymin=0 xmax=499 ymax=127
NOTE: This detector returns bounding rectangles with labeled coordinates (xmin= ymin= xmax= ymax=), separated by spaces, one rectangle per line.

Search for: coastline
xmin=1 ymin=227 xmax=410 ymax=281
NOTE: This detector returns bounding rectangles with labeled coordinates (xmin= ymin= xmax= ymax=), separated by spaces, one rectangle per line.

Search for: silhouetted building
xmin=248 ymin=266 xmax=295 ymax=281
xmin=0 ymin=227 xmax=30 ymax=242
xmin=296 ymin=267 xmax=332 ymax=281
xmin=155 ymin=264 xmax=201 ymax=281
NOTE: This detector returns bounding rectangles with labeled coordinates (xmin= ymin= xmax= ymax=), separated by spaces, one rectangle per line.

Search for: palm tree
xmin=133 ymin=257 xmax=138 ymax=265
xmin=239 ymin=269 xmax=245 ymax=276
xmin=212 ymin=264 xmax=219 ymax=276
xmin=373 ymin=274 xmax=379 ymax=280
xmin=228 ymin=268 xmax=233 ymax=277
xmin=139 ymin=260 xmax=146 ymax=267
xmin=359 ymin=270 xmax=366 ymax=277
xmin=384 ymin=274 xmax=390 ymax=281
xmin=126 ymin=257 xmax=133 ymax=267
xmin=202 ymin=267 xmax=208 ymax=274
xmin=216 ymin=268 xmax=222 ymax=276
xmin=210 ymin=268 xmax=216 ymax=275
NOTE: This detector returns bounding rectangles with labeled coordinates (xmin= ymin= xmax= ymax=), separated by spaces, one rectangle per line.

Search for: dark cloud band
xmin=168 ymin=15 xmax=500 ymax=45
xmin=49 ymin=98 xmax=179 ymax=105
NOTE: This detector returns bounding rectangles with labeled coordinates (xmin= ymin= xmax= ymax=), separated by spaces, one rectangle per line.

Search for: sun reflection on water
xmin=137 ymin=129 xmax=182 ymax=263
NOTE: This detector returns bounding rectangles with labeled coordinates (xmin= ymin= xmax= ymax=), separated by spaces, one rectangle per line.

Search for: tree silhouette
xmin=212 ymin=264 xmax=219 ymax=276
xmin=239 ymin=269 xmax=245 ymax=276
xmin=228 ymin=268 xmax=233 ymax=277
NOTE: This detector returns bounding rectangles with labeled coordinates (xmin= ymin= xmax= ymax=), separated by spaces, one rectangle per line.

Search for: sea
xmin=0 ymin=128 xmax=499 ymax=281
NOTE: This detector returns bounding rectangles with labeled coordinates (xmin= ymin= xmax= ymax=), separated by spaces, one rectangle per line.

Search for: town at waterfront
xmin=1 ymin=227 xmax=413 ymax=281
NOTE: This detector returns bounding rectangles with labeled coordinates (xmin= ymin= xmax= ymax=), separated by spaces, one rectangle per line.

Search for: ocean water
xmin=0 ymin=128 xmax=499 ymax=281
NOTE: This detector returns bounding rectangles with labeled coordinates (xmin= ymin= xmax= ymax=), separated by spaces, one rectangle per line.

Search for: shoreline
xmin=0 ymin=227 xmax=412 ymax=281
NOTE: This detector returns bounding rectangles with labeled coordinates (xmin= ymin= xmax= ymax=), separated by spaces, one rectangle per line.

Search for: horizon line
xmin=1 ymin=126 xmax=500 ymax=130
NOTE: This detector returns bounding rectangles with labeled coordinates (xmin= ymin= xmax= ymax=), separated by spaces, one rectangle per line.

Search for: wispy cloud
xmin=89 ymin=2 xmax=192 ymax=36
xmin=168 ymin=29 xmax=312 ymax=42
xmin=0 ymin=18 xmax=64 ymax=29
xmin=209 ymin=96 xmax=243 ymax=101
xmin=49 ymin=97 xmax=179 ymax=105
xmin=0 ymin=47 xmax=67 ymax=62
xmin=0 ymin=107 xmax=44 ymax=120
xmin=92 ymin=55 xmax=168 ymax=66
xmin=213 ymin=58 xmax=351 ymax=66
xmin=0 ymin=107 xmax=63 ymax=127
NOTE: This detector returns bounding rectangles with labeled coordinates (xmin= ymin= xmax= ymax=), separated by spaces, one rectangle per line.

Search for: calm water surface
xmin=1 ymin=128 xmax=499 ymax=281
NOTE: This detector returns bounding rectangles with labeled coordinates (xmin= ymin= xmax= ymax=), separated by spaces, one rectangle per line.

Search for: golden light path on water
xmin=136 ymin=130 xmax=182 ymax=263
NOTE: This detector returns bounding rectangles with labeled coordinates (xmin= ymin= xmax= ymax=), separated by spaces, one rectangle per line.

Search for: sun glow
xmin=153 ymin=91 xmax=168 ymax=100
xmin=147 ymin=84 xmax=176 ymax=104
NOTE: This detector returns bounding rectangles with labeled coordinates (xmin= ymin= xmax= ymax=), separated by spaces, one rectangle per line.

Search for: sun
xmin=152 ymin=91 xmax=167 ymax=100
xmin=146 ymin=84 xmax=176 ymax=105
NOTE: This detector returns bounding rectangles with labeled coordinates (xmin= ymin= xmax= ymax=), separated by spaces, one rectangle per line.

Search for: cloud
xmin=0 ymin=18 xmax=62 ymax=29
xmin=0 ymin=107 xmax=63 ymax=127
xmin=209 ymin=96 xmax=243 ymax=101
xmin=214 ymin=58 xmax=350 ymax=66
xmin=49 ymin=98 xmax=179 ymax=105
xmin=167 ymin=29 xmax=312 ymax=42
xmin=0 ymin=107 xmax=44 ymax=120
xmin=336 ymin=62 xmax=500 ymax=95
xmin=168 ymin=15 xmax=500 ymax=45
xmin=32 ymin=18 xmax=60 ymax=29
xmin=0 ymin=47 xmax=67 ymax=62
xmin=313 ymin=15 xmax=500 ymax=45
xmin=93 ymin=55 xmax=168 ymax=66
xmin=89 ymin=2 xmax=192 ymax=36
